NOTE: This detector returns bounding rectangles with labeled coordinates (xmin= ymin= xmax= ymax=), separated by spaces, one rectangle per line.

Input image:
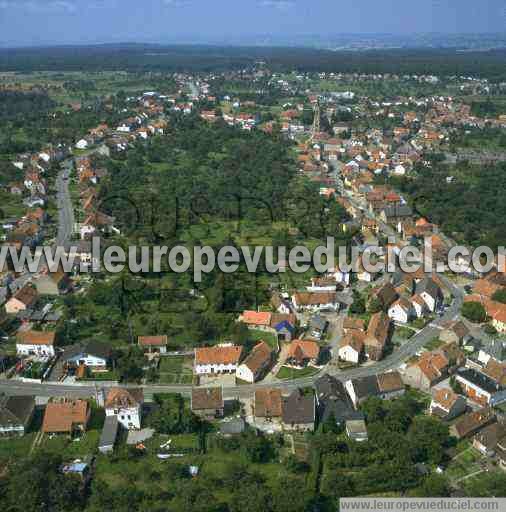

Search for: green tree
xmin=368 ymin=296 xmax=383 ymax=314
xmin=461 ymin=302 xmax=487 ymax=323
xmin=349 ymin=291 xmax=366 ymax=315
xmin=492 ymin=289 xmax=506 ymax=304
xmin=409 ymin=474 xmax=451 ymax=497
xmin=242 ymin=432 xmax=276 ymax=464
xmin=272 ymin=476 xmax=312 ymax=512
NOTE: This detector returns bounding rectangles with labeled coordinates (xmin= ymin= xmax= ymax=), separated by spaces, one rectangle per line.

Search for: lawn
xmin=157 ymin=356 xmax=194 ymax=385
xmin=248 ymin=329 xmax=278 ymax=350
xmin=145 ymin=433 xmax=200 ymax=453
xmin=395 ymin=326 xmax=415 ymax=339
xmin=276 ymin=365 xmax=321 ymax=380
xmin=445 ymin=447 xmax=484 ymax=483
xmin=0 ymin=433 xmax=36 ymax=465
xmin=424 ymin=337 xmax=444 ymax=351
xmin=41 ymin=430 xmax=101 ymax=459
xmin=79 ymin=370 xmax=119 ymax=381
xmin=38 ymin=404 xmax=104 ymax=459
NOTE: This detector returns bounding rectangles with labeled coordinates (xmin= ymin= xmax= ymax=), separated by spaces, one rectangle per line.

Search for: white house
xmin=388 ymin=298 xmax=414 ymax=324
xmin=411 ymin=294 xmax=429 ymax=318
xmin=16 ymin=331 xmax=56 ymax=359
xmin=104 ymin=388 xmax=143 ymax=430
xmin=75 ymin=139 xmax=89 ymax=150
xmin=415 ymin=278 xmax=443 ymax=313
xmin=291 ymin=292 xmax=340 ymax=313
xmin=235 ymin=342 xmax=272 ymax=383
xmin=429 ymin=388 xmax=467 ymax=421
xmin=338 ymin=331 xmax=365 ymax=364
xmin=79 ymin=223 xmax=96 ymax=240
xmin=0 ymin=396 xmax=35 ymax=436
xmin=62 ymin=341 xmax=111 ymax=372
xmin=194 ymin=345 xmax=243 ymax=375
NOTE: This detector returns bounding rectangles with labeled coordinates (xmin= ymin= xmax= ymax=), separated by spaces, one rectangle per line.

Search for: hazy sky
xmin=0 ymin=0 xmax=505 ymax=46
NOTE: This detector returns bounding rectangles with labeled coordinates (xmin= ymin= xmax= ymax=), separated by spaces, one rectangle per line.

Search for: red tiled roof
xmin=17 ymin=330 xmax=55 ymax=346
xmin=241 ymin=311 xmax=272 ymax=326
xmin=42 ymin=400 xmax=89 ymax=433
xmin=195 ymin=346 xmax=243 ymax=366
xmin=138 ymin=335 xmax=167 ymax=347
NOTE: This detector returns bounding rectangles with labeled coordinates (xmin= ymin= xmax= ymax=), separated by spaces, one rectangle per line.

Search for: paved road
xmin=0 ymin=161 xmax=465 ymax=400
xmin=0 ymin=274 xmax=463 ymax=400
xmin=56 ymin=160 xmax=75 ymax=247
xmin=8 ymin=161 xmax=74 ymax=294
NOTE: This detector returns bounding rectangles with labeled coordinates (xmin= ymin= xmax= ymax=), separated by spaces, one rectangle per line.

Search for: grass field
xmin=248 ymin=329 xmax=278 ymax=350
xmin=0 ymin=433 xmax=36 ymax=465
xmin=445 ymin=446 xmax=485 ymax=483
xmin=424 ymin=337 xmax=444 ymax=351
xmin=276 ymin=365 xmax=320 ymax=380
xmin=157 ymin=356 xmax=194 ymax=385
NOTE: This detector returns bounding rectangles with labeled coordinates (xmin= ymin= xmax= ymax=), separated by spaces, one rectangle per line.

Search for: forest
xmin=2 ymin=393 xmax=505 ymax=512
xmin=388 ymin=157 xmax=506 ymax=249
xmin=1 ymin=45 xmax=506 ymax=80
xmin=60 ymin=114 xmax=349 ymax=350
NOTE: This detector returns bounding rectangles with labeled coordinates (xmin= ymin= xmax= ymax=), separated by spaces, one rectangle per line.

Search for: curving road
xmin=0 ymin=274 xmax=463 ymax=400
xmin=0 ymin=155 xmax=466 ymax=400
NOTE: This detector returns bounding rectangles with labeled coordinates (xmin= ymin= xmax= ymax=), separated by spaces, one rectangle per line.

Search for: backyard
xmin=156 ymin=356 xmax=194 ymax=385
xmin=276 ymin=365 xmax=321 ymax=380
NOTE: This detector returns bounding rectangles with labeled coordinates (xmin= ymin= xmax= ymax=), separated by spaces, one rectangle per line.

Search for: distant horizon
xmin=1 ymin=32 xmax=506 ymax=51
xmin=1 ymin=0 xmax=505 ymax=48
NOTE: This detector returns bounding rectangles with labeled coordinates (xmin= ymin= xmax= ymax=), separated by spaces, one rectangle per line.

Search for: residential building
xmin=364 ymin=312 xmax=391 ymax=361
xmin=42 ymin=399 xmax=90 ymax=435
xmin=138 ymin=335 xmax=168 ymax=354
xmin=271 ymin=317 xmax=295 ymax=342
xmin=292 ymin=292 xmax=341 ymax=312
xmin=5 ymin=285 xmax=38 ymax=315
xmin=0 ymin=395 xmax=35 ymax=436
xmin=411 ymin=294 xmax=429 ymax=318
xmin=404 ymin=351 xmax=449 ymax=391
xmin=450 ymin=408 xmax=496 ymax=439
xmin=345 ymin=371 xmax=405 ymax=408
xmin=338 ymin=331 xmax=365 ymax=364
xmin=281 ymin=389 xmax=315 ymax=431
xmin=236 ymin=341 xmax=273 ymax=383
xmin=473 ymin=423 xmax=506 ymax=457
xmin=62 ymin=341 xmax=112 ymax=372
xmin=455 ymin=368 xmax=506 ymax=407
xmin=375 ymin=283 xmax=398 ymax=310
xmin=254 ymin=388 xmax=283 ymax=432
xmin=440 ymin=321 xmax=471 ymax=346
xmin=239 ymin=311 xmax=272 ymax=331
xmin=285 ymin=339 xmax=320 ymax=368
xmin=315 ymin=374 xmax=363 ymax=426
xmin=191 ymin=387 xmax=224 ymax=419
xmin=429 ymin=388 xmax=467 ymax=421
xmin=104 ymin=388 xmax=143 ymax=430
xmin=415 ymin=278 xmax=443 ymax=312
xmin=343 ymin=317 xmax=365 ymax=333
xmin=388 ymin=297 xmax=414 ymax=324
xmin=16 ymin=330 xmax=56 ymax=358
xmin=194 ymin=345 xmax=243 ymax=375
xmin=34 ymin=270 xmax=71 ymax=296
xmin=478 ymin=340 xmax=506 ymax=366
